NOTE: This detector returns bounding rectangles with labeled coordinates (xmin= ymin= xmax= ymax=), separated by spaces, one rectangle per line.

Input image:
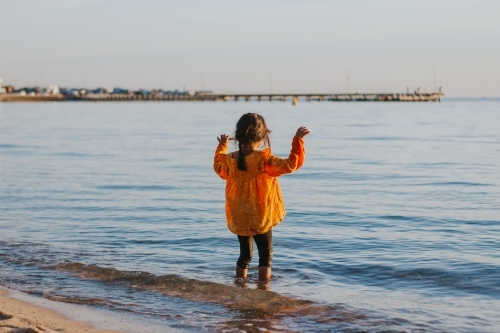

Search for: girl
xmin=214 ymin=113 xmax=310 ymax=282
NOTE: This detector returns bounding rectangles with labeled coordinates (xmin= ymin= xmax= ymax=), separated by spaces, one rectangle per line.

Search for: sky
xmin=0 ymin=0 xmax=499 ymax=97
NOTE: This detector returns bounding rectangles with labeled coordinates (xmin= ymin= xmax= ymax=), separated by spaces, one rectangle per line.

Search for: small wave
xmin=347 ymin=136 xmax=415 ymax=141
xmin=43 ymin=293 xmax=119 ymax=307
xmin=415 ymin=181 xmax=494 ymax=187
xmin=291 ymin=171 xmax=372 ymax=181
xmin=49 ymin=263 xmax=387 ymax=328
xmin=378 ymin=215 xmax=499 ymax=227
xmin=0 ymin=144 xmax=21 ymax=149
xmin=378 ymin=215 xmax=428 ymax=222
xmin=96 ymin=185 xmax=177 ymax=191
xmin=0 ymin=143 xmax=42 ymax=150
xmin=53 ymin=262 xmax=319 ymax=315
xmin=47 ymin=262 xmax=390 ymax=331
xmin=318 ymin=261 xmax=500 ymax=297
xmin=52 ymin=152 xmax=111 ymax=158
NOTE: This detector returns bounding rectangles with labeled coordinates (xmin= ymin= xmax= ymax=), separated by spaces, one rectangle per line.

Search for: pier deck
xmin=0 ymin=92 xmax=443 ymax=102
xmin=79 ymin=91 xmax=443 ymax=102
xmin=0 ymin=94 xmax=64 ymax=102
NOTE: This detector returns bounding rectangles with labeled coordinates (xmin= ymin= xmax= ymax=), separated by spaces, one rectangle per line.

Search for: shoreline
xmin=0 ymin=287 xmax=181 ymax=333
xmin=0 ymin=287 xmax=120 ymax=333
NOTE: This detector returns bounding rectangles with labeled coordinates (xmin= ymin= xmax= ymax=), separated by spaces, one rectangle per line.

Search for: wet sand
xmin=0 ymin=287 xmax=120 ymax=333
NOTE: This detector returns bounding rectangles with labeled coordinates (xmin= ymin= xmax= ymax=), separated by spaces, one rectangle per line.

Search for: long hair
xmin=234 ymin=113 xmax=271 ymax=171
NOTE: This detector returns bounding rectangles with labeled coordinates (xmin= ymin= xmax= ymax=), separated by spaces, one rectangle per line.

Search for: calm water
xmin=1 ymin=100 xmax=499 ymax=332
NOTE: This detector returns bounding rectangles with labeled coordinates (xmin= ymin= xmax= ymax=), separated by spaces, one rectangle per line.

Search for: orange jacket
xmin=214 ymin=136 xmax=305 ymax=236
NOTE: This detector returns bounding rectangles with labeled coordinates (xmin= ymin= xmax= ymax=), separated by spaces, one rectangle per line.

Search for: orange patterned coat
xmin=213 ymin=137 xmax=305 ymax=236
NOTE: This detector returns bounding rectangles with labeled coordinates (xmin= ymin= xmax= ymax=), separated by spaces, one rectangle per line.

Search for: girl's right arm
xmin=213 ymin=134 xmax=230 ymax=179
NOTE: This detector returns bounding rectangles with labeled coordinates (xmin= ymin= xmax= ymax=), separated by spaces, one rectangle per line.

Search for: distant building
xmin=91 ymin=88 xmax=110 ymax=94
xmin=0 ymin=79 xmax=18 ymax=94
xmin=49 ymin=85 xmax=60 ymax=94
xmin=112 ymin=88 xmax=129 ymax=94
xmin=133 ymin=89 xmax=150 ymax=96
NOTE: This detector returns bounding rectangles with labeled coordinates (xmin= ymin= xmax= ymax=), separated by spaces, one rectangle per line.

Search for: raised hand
xmin=295 ymin=126 xmax=310 ymax=139
xmin=217 ymin=134 xmax=231 ymax=144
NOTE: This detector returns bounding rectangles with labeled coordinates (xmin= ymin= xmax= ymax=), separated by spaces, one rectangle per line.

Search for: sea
xmin=0 ymin=99 xmax=499 ymax=333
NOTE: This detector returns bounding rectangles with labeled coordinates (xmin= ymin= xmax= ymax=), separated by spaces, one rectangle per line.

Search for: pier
xmin=0 ymin=90 xmax=444 ymax=103
xmin=0 ymin=94 xmax=64 ymax=102
xmin=77 ymin=90 xmax=444 ymax=103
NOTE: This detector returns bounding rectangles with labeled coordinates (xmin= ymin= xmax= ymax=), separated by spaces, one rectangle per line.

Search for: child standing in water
xmin=214 ymin=113 xmax=310 ymax=281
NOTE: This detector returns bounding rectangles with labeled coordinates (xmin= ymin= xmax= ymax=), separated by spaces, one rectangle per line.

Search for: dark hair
xmin=234 ymin=113 xmax=271 ymax=171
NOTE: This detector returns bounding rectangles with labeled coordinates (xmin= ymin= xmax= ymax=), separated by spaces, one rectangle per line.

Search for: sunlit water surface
xmin=1 ymin=100 xmax=499 ymax=332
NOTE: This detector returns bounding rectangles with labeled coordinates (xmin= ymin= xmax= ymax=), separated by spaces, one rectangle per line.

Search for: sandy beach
xmin=0 ymin=287 xmax=120 ymax=333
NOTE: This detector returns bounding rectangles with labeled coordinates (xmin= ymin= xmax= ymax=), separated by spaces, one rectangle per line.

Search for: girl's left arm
xmin=213 ymin=143 xmax=229 ymax=179
xmin=264 ymin=136 xmax=306 ymax=177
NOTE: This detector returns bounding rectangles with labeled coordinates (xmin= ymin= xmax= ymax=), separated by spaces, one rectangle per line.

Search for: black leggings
xmin=237 ymin=230 xmax=273 ymax=269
